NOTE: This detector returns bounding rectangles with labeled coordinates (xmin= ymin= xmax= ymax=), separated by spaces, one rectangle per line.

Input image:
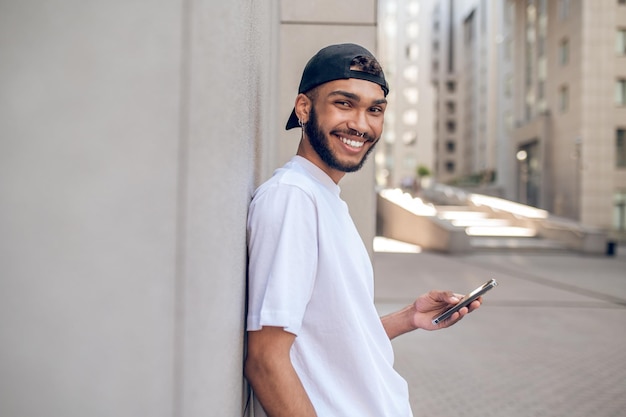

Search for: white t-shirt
xmin=247 ymin=156 xmax=412 ymax=417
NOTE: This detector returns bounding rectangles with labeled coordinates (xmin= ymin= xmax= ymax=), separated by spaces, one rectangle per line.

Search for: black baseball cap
xmin=285 ymin=43 xmax=389 ymax=130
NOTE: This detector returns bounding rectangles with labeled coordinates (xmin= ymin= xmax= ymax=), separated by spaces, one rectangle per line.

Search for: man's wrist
xmin=381 ymin=304 xmax=419 ymax=339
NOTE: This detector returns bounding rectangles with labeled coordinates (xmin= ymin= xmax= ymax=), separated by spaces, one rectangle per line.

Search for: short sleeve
xmin=246 ymin=182 xmax=319 ymax=335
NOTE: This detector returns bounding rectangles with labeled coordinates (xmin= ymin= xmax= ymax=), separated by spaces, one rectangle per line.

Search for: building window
xmin=527 ymin=1 xmax=537 ymax=24
xmin=403 ymin=88 xmax=419 ymax=104
xmin=445 ymin=161 xmax=456 ymax=173
xmin=538 ymin=57 xmax=547 ymax=79
xmin=615 ymin=191 xmax=626 ymax=231
xmin=407 ymin=1 xmax=419 ymax=16
xmin=558 ymin=0 xmax=570 ymax=20
xmin=538 ymin=0 xmax=547 ymax=14
xmin=446 ymin=81 xmax=456 ymax=93
xmin=506 ymin=2 xmax=515 ymax=24
xmin=464 ymin=10 xmax=475 ymax=43
xmin=618 ymin=29 xmax=626 ymax=55
xmin=505 ymin=112 xmax=513 ymax=132
xmin=403 ymin=110 xmax=418 ymax=125
xmin=559 ymin=85 xmax=569 ymax=112
xmin=620 ymin=0 xmax=626 ymax=5
xmin=403 ymin=66 xmax=418 ymax=83
xmin=406 ymin=43 xmax=419 ymax=60
xmin=505 ymin=38 xmax=512 ymax=61
xmin=538 ymin=35 xmax=546 ymax=57
xmin=446 ymin=101 xmax=456 ymax=114
xmin=617 ymin=79 xmax=626 ymax=105
xmin=384 ymin=130 xmax=396 ymax=144
xmin=525 ymin=103 xmax=532 ymax=121
xmin=406 ymin=23 xmax=419 ymax=39
xmin=617 ymin=129 xmax=626 ymax=167
xmin=505 ymin=75 xmax=513 ymax=97
xmin=559 ymin=38 xmax=569 ymax=65
xmin=404 ymin=154 xmax=417 ymax=170
xmin=525 ymin=43 xmax=534 ymax=87
xmin=446 ymin=121 xmax=456 ymax=133
xmin=403 ymin=132 xmax=417 ymax=146
xmin=446 ymin=140 xmax=456 ymax=153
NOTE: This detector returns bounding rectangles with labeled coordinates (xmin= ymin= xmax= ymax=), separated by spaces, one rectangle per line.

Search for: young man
xmin=245 ymin=43 xmax=481 ymax=417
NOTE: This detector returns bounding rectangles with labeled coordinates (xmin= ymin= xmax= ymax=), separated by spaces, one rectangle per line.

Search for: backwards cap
xmin=285 ymin=43 xmax=389 ymax=130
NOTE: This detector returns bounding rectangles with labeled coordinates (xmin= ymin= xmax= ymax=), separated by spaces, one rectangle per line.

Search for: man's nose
xmin=347 ymin=110 xmax=369 ymax=136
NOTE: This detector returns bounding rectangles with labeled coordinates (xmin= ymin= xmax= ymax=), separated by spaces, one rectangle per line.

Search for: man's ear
xmin=294 ymin=93 xmax=312 ymax=124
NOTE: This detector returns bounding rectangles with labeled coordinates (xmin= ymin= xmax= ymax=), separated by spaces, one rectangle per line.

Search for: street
xmin=373 ymin=246 xmax=626 ymax=417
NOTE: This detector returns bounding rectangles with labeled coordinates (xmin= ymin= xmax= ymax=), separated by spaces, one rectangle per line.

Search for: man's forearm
xmin=245 ymin=354 xmax=317 ymax=417
xmin=245 ymin=327 xmax=317 ymax=417
xmin=380 ymin=304 xmax=418 ymax=340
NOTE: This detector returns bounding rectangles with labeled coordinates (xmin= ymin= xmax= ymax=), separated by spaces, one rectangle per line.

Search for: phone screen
xmin=431 ymin=279 xmax=498 ymax=325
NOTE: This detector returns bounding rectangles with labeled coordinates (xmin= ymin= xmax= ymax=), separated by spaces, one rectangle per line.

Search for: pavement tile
xmin=374 ymin=248 xmax=626 ymax=417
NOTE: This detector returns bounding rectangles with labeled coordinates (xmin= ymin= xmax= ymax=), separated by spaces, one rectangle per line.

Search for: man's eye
xmin=335 ymin=101 xmax=350 ymax=107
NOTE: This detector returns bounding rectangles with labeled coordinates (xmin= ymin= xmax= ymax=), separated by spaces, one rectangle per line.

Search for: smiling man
xmin=245 ymin=44 xmax=481 ymax=417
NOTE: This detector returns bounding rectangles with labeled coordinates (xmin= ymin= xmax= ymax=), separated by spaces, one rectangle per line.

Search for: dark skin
xmin=245 ymin=77 xmax=482 ymax=417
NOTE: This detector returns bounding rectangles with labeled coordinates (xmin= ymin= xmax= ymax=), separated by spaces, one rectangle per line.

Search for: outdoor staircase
xmin=378 ymin=186 xmax=608 ymax=254
xmin=434 ymin=205 xmax=569 ymax=252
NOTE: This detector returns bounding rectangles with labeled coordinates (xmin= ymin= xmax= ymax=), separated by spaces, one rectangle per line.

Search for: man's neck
xmin=296 ymin=139 xmax=345 ymax=184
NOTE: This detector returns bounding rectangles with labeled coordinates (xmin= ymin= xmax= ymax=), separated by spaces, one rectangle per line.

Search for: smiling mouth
xmin=339 ymin=136 xmax=365 ymax=149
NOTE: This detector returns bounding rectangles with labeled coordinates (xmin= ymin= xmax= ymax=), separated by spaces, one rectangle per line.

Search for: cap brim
xmin=285 ymin=108 xmax=300 ymax=130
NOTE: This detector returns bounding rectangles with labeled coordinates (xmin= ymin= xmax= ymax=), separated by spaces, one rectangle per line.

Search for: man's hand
xmin=381 ymin=290 xmax=482 ymax=339
xmin=412 ymin=290 xmax=481 ymax=331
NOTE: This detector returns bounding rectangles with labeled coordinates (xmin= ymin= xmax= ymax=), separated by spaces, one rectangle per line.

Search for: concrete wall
xmin=0 ymin=1 xmax=276 ymax=416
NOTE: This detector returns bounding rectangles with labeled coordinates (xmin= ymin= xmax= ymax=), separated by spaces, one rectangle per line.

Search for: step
xmin=470 ymin=237 xmax=569 ymax=252
xmin=446 ymin=218 xmax=512 ymax=228
xmin=436 ymin=209 xmax=489 ymax=220
xmin=465 ymin=225 xmax=537 ymax=237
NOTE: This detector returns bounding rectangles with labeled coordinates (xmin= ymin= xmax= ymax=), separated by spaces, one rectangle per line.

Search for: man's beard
xmin=304 ymin=106 xmax=378 ymax=173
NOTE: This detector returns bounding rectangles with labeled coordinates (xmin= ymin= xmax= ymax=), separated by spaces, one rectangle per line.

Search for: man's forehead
xmin=316 ymin=78 xmax=387 ymax=101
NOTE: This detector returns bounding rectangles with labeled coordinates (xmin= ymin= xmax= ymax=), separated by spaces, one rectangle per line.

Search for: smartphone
xmin=431 ymin=279 xmax=498 ymax=325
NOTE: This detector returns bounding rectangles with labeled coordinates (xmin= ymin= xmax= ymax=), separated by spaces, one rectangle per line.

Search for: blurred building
xmin=510 ymin=0 xmax=626 ymax=234
xmin=419 ymin=0 xmax=626 ymax=235
xmin=376 ymin=0 xmax=437 ymax=190
xmin=429 ymin=0 xmax=514 ymax=195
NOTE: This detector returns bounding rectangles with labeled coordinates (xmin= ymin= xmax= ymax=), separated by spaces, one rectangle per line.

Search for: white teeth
xmin=340 ymin=137 xmax=364 ymax=148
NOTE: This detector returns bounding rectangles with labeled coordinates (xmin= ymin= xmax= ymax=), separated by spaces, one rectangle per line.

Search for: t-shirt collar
xmin=291 ymin=156 xmax=341 ymax=195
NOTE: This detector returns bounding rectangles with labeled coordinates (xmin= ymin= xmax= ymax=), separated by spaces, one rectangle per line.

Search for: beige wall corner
xmin=276 ymin=1 xmax=381 ymax=255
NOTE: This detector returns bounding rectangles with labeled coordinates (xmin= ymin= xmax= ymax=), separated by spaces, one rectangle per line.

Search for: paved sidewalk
xmin=373 ymin=244 xmax=626 ymax=417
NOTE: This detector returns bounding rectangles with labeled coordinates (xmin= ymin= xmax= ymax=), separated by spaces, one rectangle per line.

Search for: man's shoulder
xmin=248 ymin=164 xmax=321 ymax=226
xmin=254 ymin=160 xmax=322 ymax=201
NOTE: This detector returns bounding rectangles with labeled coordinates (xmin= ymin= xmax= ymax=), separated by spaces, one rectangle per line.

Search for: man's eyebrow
xmin=328 ymin=90 xmax=387 ymax=105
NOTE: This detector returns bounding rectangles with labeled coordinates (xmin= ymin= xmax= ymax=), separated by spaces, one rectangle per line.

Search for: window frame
xmin=559 ymin=85 xmax=569 ymax=112
xmin=617 ymin=128 xmax=626 ymax=168
xmin=559 ymin=38 xmax=570 ymax=65
xmin=617 ymin=28 xmax=626 ymax=55
xmin=616 ymin=79 xmax=626 ymax=106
